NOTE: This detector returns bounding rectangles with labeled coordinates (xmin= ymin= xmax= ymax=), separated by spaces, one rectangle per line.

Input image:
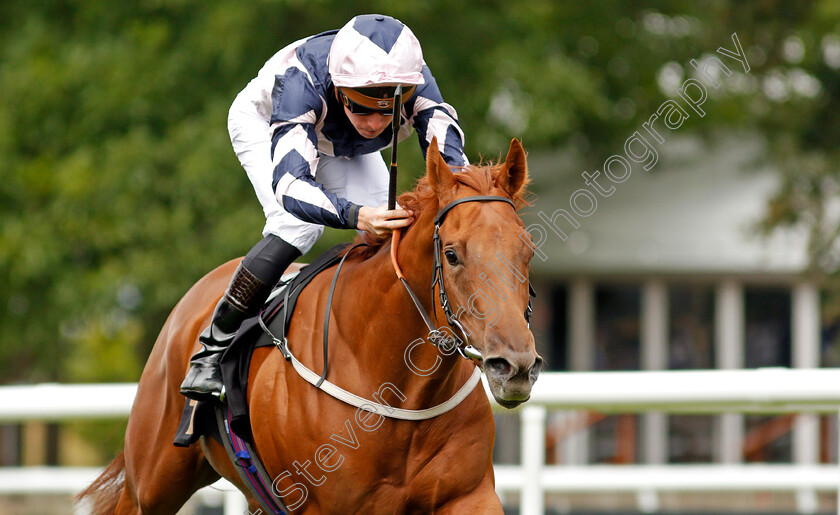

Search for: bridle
xmin=254 ymin=193 xmax=531 ymax=423
xmin=391 ymin=195 xmax=533 ymax=362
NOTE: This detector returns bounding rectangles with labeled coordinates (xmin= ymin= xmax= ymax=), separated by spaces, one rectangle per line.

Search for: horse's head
xmin=423 ymin=138 xmax=543 ymax=409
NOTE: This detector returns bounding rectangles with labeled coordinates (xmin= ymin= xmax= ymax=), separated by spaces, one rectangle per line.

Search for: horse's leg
xmin=119 ymin=361 xmax=222 ymax=513
xmin=113 ymin=459 xmax=219 ymax=515
xmin=434 ymin=472 xmax=503 ymax=515
xmin=113 ymin=489 xmax=140 ymax=515
xmin=122 ymin=443 xmax=218 ymax=514
xmin=85 ymin=363 xmax=220 ymax=515
xmin=118 ymin=270 xmax=233 ymax=514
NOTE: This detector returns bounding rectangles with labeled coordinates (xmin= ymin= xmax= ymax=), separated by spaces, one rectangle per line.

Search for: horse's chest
xmin=257 ymin=365 xmax=495 ymax=511
xmin=275 ymin=419 xmax=491 ymax=511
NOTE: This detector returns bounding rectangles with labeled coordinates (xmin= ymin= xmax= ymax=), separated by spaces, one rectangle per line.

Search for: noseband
xmin=391 ymin=195 xmax=533 ymax=361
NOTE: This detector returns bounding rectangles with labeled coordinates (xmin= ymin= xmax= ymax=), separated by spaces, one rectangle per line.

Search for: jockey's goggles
xmin=337 ymin=85 xmax=417 ymax=115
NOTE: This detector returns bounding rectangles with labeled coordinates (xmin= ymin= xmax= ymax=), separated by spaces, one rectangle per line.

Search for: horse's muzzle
xmin=483 ymin=352 xmax=543 ymax=409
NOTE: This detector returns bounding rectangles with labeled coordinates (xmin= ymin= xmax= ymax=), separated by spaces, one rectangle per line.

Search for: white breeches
xmin=229 ymin=106 xmax=388 ymax=254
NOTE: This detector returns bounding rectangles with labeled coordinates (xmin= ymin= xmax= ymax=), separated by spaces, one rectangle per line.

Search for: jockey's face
xmin=343 ymin=106 xmax=392 ymax=139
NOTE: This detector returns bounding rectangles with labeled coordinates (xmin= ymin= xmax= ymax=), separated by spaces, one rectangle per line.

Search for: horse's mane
xmin=352 ymin=161 xmax=531 ymax=258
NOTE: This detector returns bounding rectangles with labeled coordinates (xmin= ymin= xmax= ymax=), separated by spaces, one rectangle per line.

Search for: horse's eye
xmin=444 ymin=249 xmax=460 ymax=266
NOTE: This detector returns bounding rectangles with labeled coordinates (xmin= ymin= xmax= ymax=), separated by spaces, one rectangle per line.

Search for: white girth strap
xmin=286 ymin=341 xmax=483 ymax=420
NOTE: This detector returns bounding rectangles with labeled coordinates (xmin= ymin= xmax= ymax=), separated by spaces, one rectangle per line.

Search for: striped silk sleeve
xmin=270 ymin=122 xmax=358 ymax=229
xmin=269 ymin=68 xmax=358 ymax=229
xmin=406 ymin=66 xmax=469 ymax=168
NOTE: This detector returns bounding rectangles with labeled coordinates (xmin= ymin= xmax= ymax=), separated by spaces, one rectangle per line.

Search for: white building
xmin=507 ymin=133 xmax=831 ymax=471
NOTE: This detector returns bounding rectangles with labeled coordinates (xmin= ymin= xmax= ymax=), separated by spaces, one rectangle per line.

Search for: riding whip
xmin=387 ymin=84 xmax=402 ymax=210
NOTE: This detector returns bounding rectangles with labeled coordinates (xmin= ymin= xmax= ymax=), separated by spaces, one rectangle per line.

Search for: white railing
xmin=492 ymin=368 xmax=840 ymax=515
xmin=2 ymin=368 xmax=840 ymax=514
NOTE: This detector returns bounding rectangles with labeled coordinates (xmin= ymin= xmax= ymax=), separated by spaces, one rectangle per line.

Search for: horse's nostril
xmin=530 ymin=356 xmax=544 ymax=380
xmin=484 ymin=357 xmax=513 ymax=378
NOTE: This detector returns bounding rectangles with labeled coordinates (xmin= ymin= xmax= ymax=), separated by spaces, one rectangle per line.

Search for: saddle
xmin=173 ymin=243 xmax=350 ymax=448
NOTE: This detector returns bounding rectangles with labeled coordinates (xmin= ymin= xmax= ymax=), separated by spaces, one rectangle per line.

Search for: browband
xmin=434 ymin=196 xmax=515 ymax=226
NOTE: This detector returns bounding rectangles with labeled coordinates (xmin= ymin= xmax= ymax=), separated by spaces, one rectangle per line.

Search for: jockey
xmin=180 ymin=14 xmax=468 ymax=401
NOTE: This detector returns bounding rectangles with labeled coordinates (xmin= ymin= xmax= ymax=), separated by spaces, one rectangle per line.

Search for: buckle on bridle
xmin=393 ymin=195 xmax=520 ymax=364
xmin=427 ymin=319 xmax=483 ymax=362
xmin=428 ymin=329 xmax=458 ymax=352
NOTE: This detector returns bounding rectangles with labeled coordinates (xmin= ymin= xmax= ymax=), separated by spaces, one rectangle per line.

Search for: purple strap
xmin=224 ymin=406 xmax=288 ymax=514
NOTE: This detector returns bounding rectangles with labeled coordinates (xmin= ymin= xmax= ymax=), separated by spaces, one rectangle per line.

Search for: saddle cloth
xmin=173 ymin=244 xmax=349 ymax=447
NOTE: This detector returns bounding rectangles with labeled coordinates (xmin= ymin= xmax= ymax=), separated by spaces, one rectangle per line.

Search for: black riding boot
xmin=180 ymin=235 xmax=301 ymax=402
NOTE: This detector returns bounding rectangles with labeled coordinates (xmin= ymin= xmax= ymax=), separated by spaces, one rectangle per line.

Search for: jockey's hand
xmin=357 ymin=205 xmax=415 ymax=238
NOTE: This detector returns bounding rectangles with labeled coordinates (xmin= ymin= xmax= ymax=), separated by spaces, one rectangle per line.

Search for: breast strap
xmin=282 ymin=343 xmax=483 ymax=420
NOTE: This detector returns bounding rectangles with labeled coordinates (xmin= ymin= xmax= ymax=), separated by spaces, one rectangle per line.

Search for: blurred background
xmin=3 ymin=0 xmax=840 ymax=513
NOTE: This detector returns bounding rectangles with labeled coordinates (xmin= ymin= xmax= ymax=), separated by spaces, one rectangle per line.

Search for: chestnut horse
xmin=78 ymin=139 xmax=541 ymax=514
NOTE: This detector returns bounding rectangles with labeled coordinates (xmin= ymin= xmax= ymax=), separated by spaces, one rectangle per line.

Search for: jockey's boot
xmin=180 ymin=235 xmax=301 ymax=402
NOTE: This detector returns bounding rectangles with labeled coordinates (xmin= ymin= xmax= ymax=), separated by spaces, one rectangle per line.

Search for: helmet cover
xmin=329 ymin=14 xmax=425 ymax=88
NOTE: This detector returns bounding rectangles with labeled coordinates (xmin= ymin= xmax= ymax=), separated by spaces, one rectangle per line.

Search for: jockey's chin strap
xmin=391 ymin=195 xmax=533 ymax=362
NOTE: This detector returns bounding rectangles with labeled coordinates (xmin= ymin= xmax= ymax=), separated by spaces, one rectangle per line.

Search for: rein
xmin=390 ymin=228 xmax=468 ymax=356
xmin=392 ymin=195 xmax=528 ymax=362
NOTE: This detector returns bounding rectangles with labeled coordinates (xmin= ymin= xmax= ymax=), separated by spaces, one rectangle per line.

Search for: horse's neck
xmin=338 ymin=220 xmax=471 ymax=407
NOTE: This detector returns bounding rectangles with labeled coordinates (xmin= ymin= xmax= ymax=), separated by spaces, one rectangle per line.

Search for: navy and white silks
xmin=228 ymin=30 xmax=468 ymax=254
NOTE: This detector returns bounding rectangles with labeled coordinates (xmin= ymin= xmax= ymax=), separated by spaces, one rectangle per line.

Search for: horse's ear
xmin=496 ymin=138 xmax=528 ymax=197
xmin=426 ymin=137 xmax=456 ymax=201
